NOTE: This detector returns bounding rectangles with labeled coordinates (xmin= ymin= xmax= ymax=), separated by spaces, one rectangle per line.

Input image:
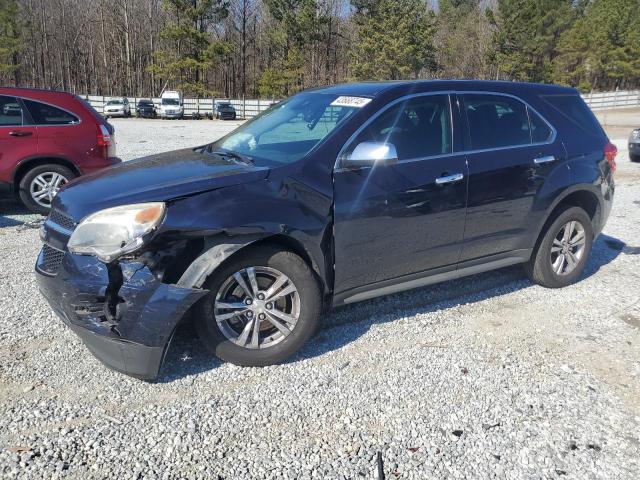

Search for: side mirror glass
xmin=341 ymin=141 xmax=398 ymax=170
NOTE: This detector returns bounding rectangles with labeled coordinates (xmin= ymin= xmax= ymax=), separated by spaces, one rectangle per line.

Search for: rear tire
xmin=525 ymin=206 xmax=593 ymax=288
xmin=194 ymin=246 xmax=322 ymax=367
xmin=18 ymin=164 xmax=76 ymax=215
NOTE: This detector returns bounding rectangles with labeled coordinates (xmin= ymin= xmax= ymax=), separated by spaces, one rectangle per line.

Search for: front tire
xmin=525 ymin=206 xmax=593 ymax=288
xmin=18 ymin=164 xmax=76 ymax=215
xmin=194 ymin=246 xmax=322 ymax=367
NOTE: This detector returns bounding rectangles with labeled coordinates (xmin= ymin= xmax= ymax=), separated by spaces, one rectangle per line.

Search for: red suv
xmin=0 ymin=88 xmax=120 ymax=214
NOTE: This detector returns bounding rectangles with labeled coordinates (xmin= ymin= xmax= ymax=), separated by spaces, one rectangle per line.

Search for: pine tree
xmin=489 ymin=0 xmax=574 ymax=83
xmin=148 ymin=0 xmax=231 ymax=96
xmin=0 ymin=0 xmax=22 ymax=85
xmin=553 ymin=0 xmax=640 ymax=90
xmin=350 ymin=0 xmax=437 ymax=81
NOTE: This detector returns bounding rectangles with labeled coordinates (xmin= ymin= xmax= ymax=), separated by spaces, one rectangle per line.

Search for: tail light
xmin=97 ymin=124 xmax=116 ymax=158
xmin=604 ymin=142 xmax=617 ymax=173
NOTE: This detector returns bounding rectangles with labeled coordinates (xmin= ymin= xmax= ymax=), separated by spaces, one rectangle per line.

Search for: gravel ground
xmin=1 ymin=117 xmax=640 ymax=479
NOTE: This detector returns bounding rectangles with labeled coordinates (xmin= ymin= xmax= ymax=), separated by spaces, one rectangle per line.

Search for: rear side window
xmin=542 ymin=95 xmax=603 ymax=136
xmin=528 ymin=108 xmax=553 ymax=143
xmin=462 ymin=94 xmax=531 ymax=150
xmin=0 ymin=95 xmax=24 ymax=126
xmin=23 ymin=99 xmax=79 ymax=125
xmin=345 ymin=94 xmax=452 ymax=161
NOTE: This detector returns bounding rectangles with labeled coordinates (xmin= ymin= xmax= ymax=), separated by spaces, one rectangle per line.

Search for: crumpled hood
xmin=54 ymin=147 xmax=270 ymax=220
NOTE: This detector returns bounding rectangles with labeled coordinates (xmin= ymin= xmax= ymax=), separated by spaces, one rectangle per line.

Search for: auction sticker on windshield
xmin=330 ymin=96 xmax=372 ymax=108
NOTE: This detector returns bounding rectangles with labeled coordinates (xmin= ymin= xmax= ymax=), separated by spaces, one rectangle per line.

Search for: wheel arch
xmin=12 ymin=155 xmax=80 ymax=191
xmin=176 ymin=233 xmax=329 ymax=296
xmin=533 ymin=186 xmax=602 ymax=248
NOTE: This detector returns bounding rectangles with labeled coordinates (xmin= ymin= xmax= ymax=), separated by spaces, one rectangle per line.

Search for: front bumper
xmin=35 ymin=245 xmax=207 ymax=380
xmin=629 ymin=142 xmax=640 ymax=154
xmin=161 ymin=111 xmax=183 ymax=118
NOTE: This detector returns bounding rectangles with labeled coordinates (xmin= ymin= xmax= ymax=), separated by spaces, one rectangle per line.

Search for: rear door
xmin=0 ymin=95 xmax=38 ymax=184
xmin=458 ymin=93 xmax=565 ymax=262
xmin=333 ymin=94 xmax=468 ymax=296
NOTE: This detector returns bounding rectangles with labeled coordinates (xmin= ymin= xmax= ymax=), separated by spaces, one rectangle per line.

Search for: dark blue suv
xmin=36 ymin=81 xmax=616 ymax=379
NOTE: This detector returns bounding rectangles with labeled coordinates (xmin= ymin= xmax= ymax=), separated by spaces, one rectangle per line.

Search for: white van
xmin=159 ymin=90 xmax=183 ymax=119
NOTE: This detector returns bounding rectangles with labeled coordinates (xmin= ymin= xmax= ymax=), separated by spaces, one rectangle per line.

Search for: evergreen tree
xmin=149 ymin=0 xmax=231 ymax=96
xmin=489 ymin=0 xmax=574 ymax=82
xmin=553 ymin=0 xmax=640 ymax=90
xmin=350 ymin=0 xmax=437 ymax=81
xmin=259 ymin=0 xmax=329 ymax=97
xmin=436 ymin=0 xmax=492 ymax=79
xmin=0 ymin=0 xmax=22 ymax=85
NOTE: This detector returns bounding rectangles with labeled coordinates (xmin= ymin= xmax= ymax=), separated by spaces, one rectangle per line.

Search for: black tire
xmin=525 ymin=206 xmax=594 ymax=288
xmin=630 ymin=154 xmax=640 ymax=163
xmin=18 ymin=164 xmax=76 ymax=215
xmin=194 ymin=246 xmax=322 ymax=367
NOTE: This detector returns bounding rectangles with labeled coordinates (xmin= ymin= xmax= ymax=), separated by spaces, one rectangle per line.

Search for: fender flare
xmin=176 ymin=234 xmax=266 ymax=289
xmin=531 ymin=184 xmax=602 ymax=244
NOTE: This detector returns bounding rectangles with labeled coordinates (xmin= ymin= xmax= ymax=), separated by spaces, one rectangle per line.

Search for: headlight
xmin=68 ymin=203 xmax=165 ymax=262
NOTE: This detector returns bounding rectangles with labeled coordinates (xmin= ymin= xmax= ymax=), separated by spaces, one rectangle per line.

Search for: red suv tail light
xmin=604 ymin=142 xmax=617 ymax=173
xmin=97 ymin=124 xmax=116 ymax=158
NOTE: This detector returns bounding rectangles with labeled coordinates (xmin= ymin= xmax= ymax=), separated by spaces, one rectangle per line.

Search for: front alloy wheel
xmin=195 ymin=246 xmax=322 ymax=367
xmin=214 ymin=266 xmax=301 ymax=349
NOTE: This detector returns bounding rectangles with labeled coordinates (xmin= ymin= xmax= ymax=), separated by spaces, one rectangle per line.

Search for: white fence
xmin=582 ymin=90 xmax=640 ymax=110
xmin=80 ymin=89 xmax=640 ymax=118
xmin=82 ymin=95 xmax=279 ymax=118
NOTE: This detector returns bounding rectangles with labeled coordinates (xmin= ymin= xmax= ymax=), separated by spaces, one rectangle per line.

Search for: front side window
xmin=23 ymin=99 xmax=78 ymax=125
xmin=343 ymin=94 xmax=452 ymax=161
xmin=0 ymin=95 xmax=23 ymax=126
xmin=463 ymin=94 xmax=531 ymax=150
xmin=211 ymin=93 xmax=361 ymax=165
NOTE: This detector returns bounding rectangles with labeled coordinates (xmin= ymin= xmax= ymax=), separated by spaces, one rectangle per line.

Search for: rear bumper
xmin=79 ymin=156 xmax=122 ymax=175
xmin=35 ymin=247 xmax=207 ymax=380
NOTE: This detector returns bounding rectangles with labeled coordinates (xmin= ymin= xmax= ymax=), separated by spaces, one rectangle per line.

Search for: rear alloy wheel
xmin=525 ymin=206 xmax=593 ymax=288
xmin=18 ymin=164 xmax=75 ymax=215
xmin=195 ymin=246 xmax=321 ymax=366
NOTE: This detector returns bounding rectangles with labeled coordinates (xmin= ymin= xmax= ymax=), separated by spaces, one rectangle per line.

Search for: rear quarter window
xmin=541 ymin=95 xmax=604 ymax=137
xmin=23 ymin=99 xmax=79 ymax=125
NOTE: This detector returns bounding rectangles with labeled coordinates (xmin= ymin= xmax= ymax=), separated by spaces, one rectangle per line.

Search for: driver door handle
xmin=435 ymin=173 xmax=464 ymax=185
xmin=534 ymin=155 xmax=555 ymax=165
xmin=9 ymin=130 xmax=33 ymax=137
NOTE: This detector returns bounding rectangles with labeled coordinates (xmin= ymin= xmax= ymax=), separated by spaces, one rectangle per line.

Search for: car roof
xmin=306 ymin=80 xmax=577 ymax=97
xmin=0 ymin=86 xmax=77 ymax=99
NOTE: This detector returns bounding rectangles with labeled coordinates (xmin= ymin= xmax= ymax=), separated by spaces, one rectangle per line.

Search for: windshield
xmin=210 ymin=93 xmax=361 ymax=166
xmin=106 ymin=100 xmax=123 ymax=105
xmin=162 ymin=98 xmax=180 ymax=106
xmin=139 ymin=100 xmax=152 ymax=106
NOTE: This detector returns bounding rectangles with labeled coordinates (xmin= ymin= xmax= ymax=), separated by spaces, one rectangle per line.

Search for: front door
xmin=458 ymin=93 xmax=566 ymax=262
xmin=333 ymin=94 xmax=468 ymax=296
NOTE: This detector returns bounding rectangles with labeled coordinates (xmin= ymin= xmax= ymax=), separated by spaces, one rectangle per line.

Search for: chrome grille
xmin=40 ymin=244 xmax=65 ymax=274
xmin=48 ymin=208 xmax=75 ymax=232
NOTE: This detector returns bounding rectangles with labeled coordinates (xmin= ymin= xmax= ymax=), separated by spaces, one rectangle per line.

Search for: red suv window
xmin=23 ymin=99 xmax=79 ymax=125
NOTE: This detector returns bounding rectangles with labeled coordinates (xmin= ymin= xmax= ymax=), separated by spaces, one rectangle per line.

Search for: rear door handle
xmin=435 ymin=173 xmax=464 ymax=185
xmin=534 ymin=155 xmax=555 ymax=165
xmin=9 ymin=130 xmax=33 ymax=137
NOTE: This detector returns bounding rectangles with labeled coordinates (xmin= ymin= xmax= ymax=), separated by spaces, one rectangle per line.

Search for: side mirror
xmin=340 ymin=142 xmax=399 ymax=170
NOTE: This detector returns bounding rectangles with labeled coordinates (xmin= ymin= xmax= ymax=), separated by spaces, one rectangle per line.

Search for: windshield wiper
xmin=210 ymin=149 xmax=254 ymax=166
